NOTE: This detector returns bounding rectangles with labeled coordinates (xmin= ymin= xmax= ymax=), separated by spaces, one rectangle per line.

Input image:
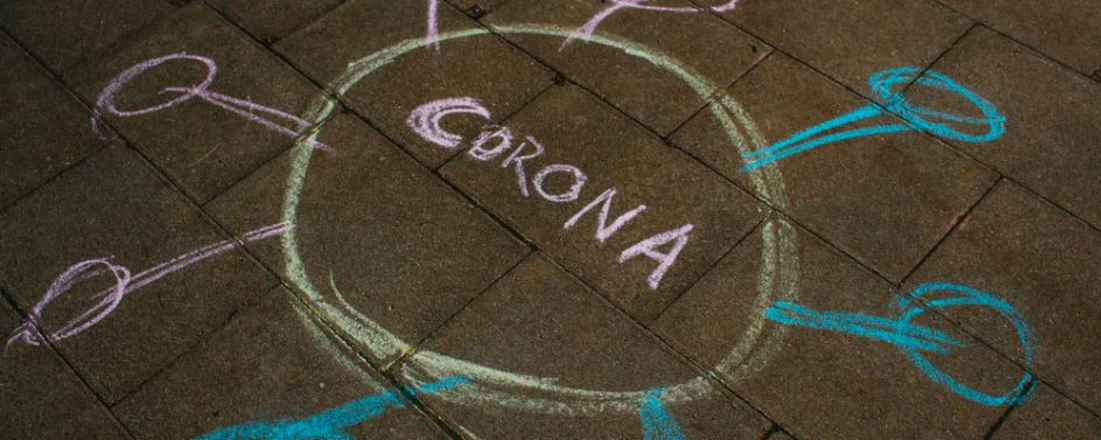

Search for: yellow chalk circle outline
xmin=283 ymin=24 xmax=800 ymax=416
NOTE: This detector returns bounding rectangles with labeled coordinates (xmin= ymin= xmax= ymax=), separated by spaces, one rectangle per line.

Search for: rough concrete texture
xmin=2 ymin=0 xmax=1099 ymax=438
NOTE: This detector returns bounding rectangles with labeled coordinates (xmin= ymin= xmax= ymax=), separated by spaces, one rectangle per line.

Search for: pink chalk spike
xmin=560 ymin=1 xmax=637 ymax=51
xmin=92 ymin=53 xmax=333 ymax=153
xmin=561 ymin=0 xmax=740 ymax=51
xmin=5 ymin=222 xmax=293 ymax=351
xmin=427 ymin=0 xmax=441 ymax=52
xmin=407 ymin=97 xmax=492 ymax=149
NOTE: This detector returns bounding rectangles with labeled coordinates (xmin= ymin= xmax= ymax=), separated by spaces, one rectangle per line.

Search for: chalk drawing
xmin=407 ymin=97 xmax=492 ymax=149
xmin=281 ymin=24 xmax=800 ymax=418
xmin=564 ymin=188 xmax=648 ymax=243
xmin=766 ymin=282 xmax=1034 ymax=407
xmin=562 ymin=1 xmax=741 ymax=51
xmin=426 ymin=0 xmax=441 ymax=52
xmin=639 ymin=388 xmax=687 ymax=440
xmin=741 ymin=67 xmax=1004 ymax=171
xmin=91 ymin=53 xmax=334 ymax=153
xmin=408 ymin=96 xmax=695 ymax=290
xmin=619 ymin=224 xmax=695 ymax=290
xmin=6 ymin=223 xmax=293 ymax=350
xmin=193 ymin=376 xmax=470 ymax=440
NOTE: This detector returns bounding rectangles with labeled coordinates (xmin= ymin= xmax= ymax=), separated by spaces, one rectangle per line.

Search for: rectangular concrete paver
xmin=206 ymin=0 xmax=343 ymax=43
xmin=0 ymin=300 xmax=130 ymax=440
xmin=276 ymin=0 xmax=554 ymax=169
xmin=440 ymin=84 xmax=764 ymax=321
xmin=0 ymin=0 xmax=175 ymax=73
xmin=206 ymin=114 xmax=529 ymax=367
xmin=902 ymin=27 xmax=1101 ymax=229
xmin=484 ymin=0 xmax=770 ymax=135
xmin=654 ymin=218 xmax=1024 ymax=439
xmin=0 ymin=33 xmax=109 ymax=210
xmin=65 ymin=3 xmax=337 ymax=204
xmin=938 ymin=0 xmax=1101 ymax=76
xmin=991 ymin=383 xmax=1101 ymax=439
xmin=722 ymin=0 xmax=972 ymax=101
xmin=114 ymin=286 xmax=452 ymax=440
xmin=673 ymin=52 xmax=997 ymax=282
xmin=400 ymin=254 xmax=771 ymax=440
xmin=905 ymin=181 xmax=1101 ymax=414
xmin=447 ymin=0 xmax=508 ymax=16
xmin=0 ymin=143 xmax=277 ymax=403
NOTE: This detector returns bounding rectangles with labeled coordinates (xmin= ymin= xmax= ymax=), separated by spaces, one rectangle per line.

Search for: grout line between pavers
xmin=898 ymin=22 xmax=979 ymax=97
xmin=0 ymin=28 xmax=117 ymax=216
xmin=638 ymin=5 xmax=1101 ymax=241
xmin=532 ymin=249 xmax=790 ymax=436
xmin=664 ymin=46 xmax=777 ymax=141
xmin=897 ymin=175 xmax=1002 ymax=289
xmin=983 ymin=380 xmax=1026 ymax=440
xmin=198 ymin=0 xmax=350 ymax=45
xmin=103 ymin=286 xmax=262 ymax=408
xmin=647 ymin=214 xmax=767 ymax=325
xmin=924 ymin=0 xmax=1101 ymax=84
xmin=434 ymin=80 xmax=559 ymax=171
xmin=389 ymin=249 xmax=534 ymax=370
xmin=12 ymin=1 xmax=1098 ymax=435
xmin=685 ymin=0 xmax=981 ymax=106
xmin=0 ymin=289 xmax=140 ymax=439
xmin=203 ymin=1 xmax=1101 ymax=428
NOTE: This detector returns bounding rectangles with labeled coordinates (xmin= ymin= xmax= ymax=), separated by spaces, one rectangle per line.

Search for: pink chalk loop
xmin=6 ymin=259 xmax=131 ymax=349
xmin=5 ymin=223 xmax=293 ymax=351
xmin=91 ymin=53 xmax=333 ymax=152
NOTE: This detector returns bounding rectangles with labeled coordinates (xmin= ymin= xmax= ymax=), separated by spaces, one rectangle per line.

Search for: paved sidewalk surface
xmin=2 ymin=1 xmax=1100 ymax=439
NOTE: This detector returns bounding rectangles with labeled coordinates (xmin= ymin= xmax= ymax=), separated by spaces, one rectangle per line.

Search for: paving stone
xmin=0 ymin=0 xmax=174 ymax=73
xmin=206 ymin=113 xmax=529 ymax=366
xmin=484 ymin=0 xmax=770 ymax=135
xmin=276 ymin=0 xmax=553 ymax=168
xmin=901 ymin=27 xmax=1101 ymax=229
xmin=114 ymin=286 xmax=450 ymax=440
xmin=905 ymin=181 xmax=1101 ymax=413
xmin=440 ymin=84 xmax=764 ymax=321
xmin=65 ymin=3 xmax=337 ymax=204
xmin=400 ymin=254 xmax=771 ymax=440
xmin=766 ymin=431 xmax=797 ymax=440
xmin=206 ymin=0 xmax=343 ymax=43
xmin=653 ymin=220 xmax=1027 ymax=440
xmin=0 ymin=143 xmax=277 ymax=403
xmin=0 ymin=33 xmax=108 ymax=210
xmin=722 ymin=0 xmax=972 ymax=100
xmin=672 ymin=52 xmax=997 ymax=282
xmin=0 ymin=299 xmax=130 ymax=440
xmin=938 ymin=0 xmax=1101 ymax=76
xmin=991 ymin=383 xmax=1101 ymax=439
xmin=448 ymin=0 xmax=507 ymax=15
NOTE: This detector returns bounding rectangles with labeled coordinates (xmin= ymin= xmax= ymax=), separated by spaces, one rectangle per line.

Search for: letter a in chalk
xmin=619 ymin=224 xmax=693 ymax=290
xmin=563 ymin=188 xmax=647 ymax=242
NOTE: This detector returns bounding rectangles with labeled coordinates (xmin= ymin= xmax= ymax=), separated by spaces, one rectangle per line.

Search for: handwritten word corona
xmin=408 ymin=97 xmax=693 ymax=290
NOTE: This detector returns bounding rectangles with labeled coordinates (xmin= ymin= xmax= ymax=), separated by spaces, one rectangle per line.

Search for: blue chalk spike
xmin=740 ymin=67 xmax=1004 ymax=172
xmin=639 ymin=389 xmax=686 ymax=440
xmin=765 ymin=283 xmax=1035 ymax=407
xmin=193 ymin=376 xmax=471 ymax=440
xmin=765 ymin=302 xmax=963 ymax=354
